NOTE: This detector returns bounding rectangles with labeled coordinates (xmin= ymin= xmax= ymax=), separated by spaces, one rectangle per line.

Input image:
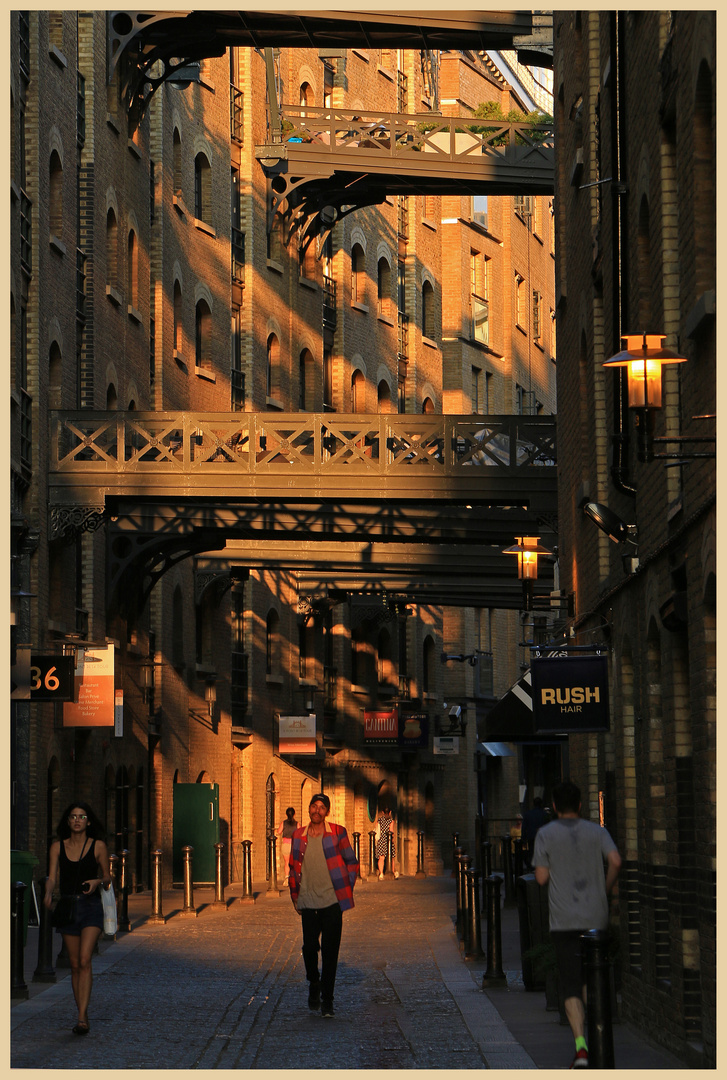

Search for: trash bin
xmin=516 ymin=872 xmax=551 ymax=990
xmin=11 ymin=850 xmax=39 ymax=946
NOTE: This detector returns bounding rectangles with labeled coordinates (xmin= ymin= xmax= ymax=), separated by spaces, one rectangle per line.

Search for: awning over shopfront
xmin=483 ymin=669 xmax=537 ymax=741
xmin=477 ymin=741 xmax=515 ymax=757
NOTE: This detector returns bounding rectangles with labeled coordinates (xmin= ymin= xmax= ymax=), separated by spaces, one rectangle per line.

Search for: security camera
xmin=449 ymin=705 xmax=462 ymax=719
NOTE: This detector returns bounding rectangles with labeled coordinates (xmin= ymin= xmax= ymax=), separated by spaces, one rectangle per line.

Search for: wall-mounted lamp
xmin=502 ymin=536 xmax=553 ymax=611
xmin=603 ymin=333 xmax=714 ymax=463
xmin=205 ymin=677 xmax=217 ymax=717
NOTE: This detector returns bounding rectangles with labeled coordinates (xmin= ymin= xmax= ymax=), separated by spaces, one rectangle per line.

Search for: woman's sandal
xmin=72 ymin=1021 xmax=90 ymax=1035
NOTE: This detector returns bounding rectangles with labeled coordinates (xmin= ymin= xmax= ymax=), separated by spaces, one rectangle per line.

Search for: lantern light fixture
xmin=502 ymin=536 xmax=553 ymax=611
xmin=603 ymin=332 xmax=687 ymax=410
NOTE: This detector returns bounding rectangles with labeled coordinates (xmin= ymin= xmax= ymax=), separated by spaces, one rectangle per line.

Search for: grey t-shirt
xmin=297 ymin=834 xmax=337 ymax=911
xmin=532 ymin=817 xmax=617 ymax=932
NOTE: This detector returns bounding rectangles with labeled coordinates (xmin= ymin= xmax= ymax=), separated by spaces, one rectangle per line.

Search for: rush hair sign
xmin=531 ymin=654 xmax=610 ymax=733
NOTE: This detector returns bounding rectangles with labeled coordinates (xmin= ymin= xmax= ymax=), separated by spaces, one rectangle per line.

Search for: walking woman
xmin=44 ymin=801 xmax=111 ymax=1035
xmin=375 ymin=806 xmax=399 ymax=880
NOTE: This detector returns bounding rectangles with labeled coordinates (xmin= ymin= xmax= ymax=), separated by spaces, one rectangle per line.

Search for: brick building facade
xmin=10 ymin=17 xmax=555 ymax=931
xmin=553 ymin=11 xmax=715 ymax=1066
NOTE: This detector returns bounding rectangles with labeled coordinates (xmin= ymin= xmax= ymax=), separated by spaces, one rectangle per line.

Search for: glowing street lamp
xmin=603 ymin=332 xmax=687 ymax=409
xmin=502 ymin=536 xmax=552 ymax=611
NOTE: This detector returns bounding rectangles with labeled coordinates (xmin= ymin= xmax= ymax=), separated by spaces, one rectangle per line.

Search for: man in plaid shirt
xmin=288 ymin=793 xmax=359 ymax=1017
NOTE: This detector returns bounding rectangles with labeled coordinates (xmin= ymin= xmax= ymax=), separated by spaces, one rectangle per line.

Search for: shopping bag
xmin=101 ymin=883 xmax=117 ymax=935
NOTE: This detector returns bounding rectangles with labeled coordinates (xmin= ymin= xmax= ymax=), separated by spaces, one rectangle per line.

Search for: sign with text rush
xmin=531 ymin=654 xmax=610 ymax=733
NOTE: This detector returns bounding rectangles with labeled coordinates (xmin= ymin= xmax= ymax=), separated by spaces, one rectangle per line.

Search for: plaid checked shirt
xmin=288 ymin=820 xmax=359 ymax=912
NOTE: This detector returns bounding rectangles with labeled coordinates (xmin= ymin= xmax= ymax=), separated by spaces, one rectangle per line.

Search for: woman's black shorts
xmin=56 ymin=893 xmax=104 ymax=936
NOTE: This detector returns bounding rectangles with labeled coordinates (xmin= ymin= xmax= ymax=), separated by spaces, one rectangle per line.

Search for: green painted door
xmin=172 ymin=783 xmax=219 ymax=885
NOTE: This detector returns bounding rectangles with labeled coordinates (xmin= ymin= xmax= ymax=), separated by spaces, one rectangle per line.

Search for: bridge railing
xmin=50 ymin=411 xmax=556 ymax=478
xmin=276 ymin=105 xmax=554 ymax=165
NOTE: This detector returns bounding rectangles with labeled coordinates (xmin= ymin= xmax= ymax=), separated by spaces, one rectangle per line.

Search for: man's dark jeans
xmin=300 ymin=903 xmax=343 ymax=1003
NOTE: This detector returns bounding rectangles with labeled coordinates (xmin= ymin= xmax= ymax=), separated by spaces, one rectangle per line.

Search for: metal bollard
xmin=386 ymin=831 xmax=394 ymax=876
xmin=480 ymin=841 xmax=492 ymax=907
xmin=460 ymin=855 xmax=473 ymax=951
xmin=11 ymin=882 xmax=29 ymax=999
xmin=582 ymin=930 xmax=615 ymax=1068
xmin=118 ymin=850 xmax=131 ymax=931
xmin=455 ymin=852 xmax=469 ymax=939
xmin=501 ymin=835 xmax=515 ymax=907
xmin=148 ymin=850 xmax=166 ymax=924
xmin=369 ymin=830 xmax=377 ymax=878
xmin=240 ymin=840 xmax=254 ymax=903
xmin=213 ymin=842 xmax=226 ymax=907
xmin=451 ymin=832 xmax=460 ymax=877
xmin=513 ymin=837 xmax=525 ymax=881
xmin=481 ymin=874 xmax=506 ymax=986
xmin=416 ymin=830 xmax=426 ymax=877
xmin=465 ymin=868 xmax=486 ymax=960
xmin=267 ymin=834 xmax=278 ymax=892
xmin=352 ymin=833 xmax=362 ymax=880
xmin=180 ymin=845 xmax=197 ymax=917
xmin=33 ymin=876 xmax=56 ymax=982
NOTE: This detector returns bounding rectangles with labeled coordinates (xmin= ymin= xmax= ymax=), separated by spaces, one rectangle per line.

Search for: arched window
xmin=127 ymin=230 xmax=138 ymax=310
xmin=300 ymin=82 xmax=314 ymax=112
xmin=423 ymin=635 xmax=436 ymax=693
xmin=49 ymin=151 xmax=63 ymax=240
xmin=422 ymin=396 xmax=434 ymax=414
xmin=351 ymin=244 xmax=365 ymax=305
xmin=377 ymin=257 xmax=391 ymax=317
xmin=422 ymin=280 xmax=435 ymax=339
xmin=299 ymin=348 xmax=315 ymax=410
xmin=173 ymin=281 xmax=183 ymax=354
xmin=266 ymin=610 xmax=280 ymax=674
xmin=106 ymin=383 xmax=117 ymax=410
xmin=195 ymin=299 xmax=212 ymax=370
xmin=194 ymin=152 xmax=211 ymax=222
xmin=106 ymin=208 xmax=118 ymax=287
xmin=49 ymin=342 xmax=62 ymax=409
xmin=352 ymin=370 xmax=366 ymax=412
xmin=173 ymin=129 xmax=182 ymax=197
xmin=377 ymin=380 xmax=392 ymax=414
xmin=266 ymin=333 xmax=279 ymax=399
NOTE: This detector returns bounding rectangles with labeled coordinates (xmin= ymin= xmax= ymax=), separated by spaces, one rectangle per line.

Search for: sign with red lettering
xmin=531 ymin=654 xmax=609 ymax=733
xmin=364 ymin=708 xmax=398 ymax=743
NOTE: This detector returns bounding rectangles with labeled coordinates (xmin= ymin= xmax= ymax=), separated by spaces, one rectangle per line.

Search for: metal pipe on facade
xmin=180 ymin=845 xmax=197 ymax=917
xmin=582 ymin=930 xmax=615 ymax=1068
xmin=481 ymin=874 xmax=506 ymax=986
xmin=11 ymin=882 xmax=29 ymax=999
xmin=148 ymin=850 xmax=166 ymax=923
xmin=213 ymin=842 xmax=226 ymax=907
xmin=33 ymin=876 xmax=56 ymax=982
xmin=386 ymin=830 xmax=394 ymax=875
xmin=240 ymin=840 xmax=254 ymax=902
xmin=118 ymin=849 xmax=131 ymax=931
xmin=464 ymin=868 xmax=485 ymax=960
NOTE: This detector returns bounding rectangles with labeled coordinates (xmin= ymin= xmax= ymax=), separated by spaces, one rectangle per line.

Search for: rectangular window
xmin=484 ymin=371 xmax=492 ymax=413
xmin=471 ymin=252 xmax=489 ymax=345
xmin=533 ymin=290 xmax=542 ymax=341
xmin=472 ymin=366 xmax=482 ymax=413
xmin=77 ymin=72 xmax=86 ymax=147
xmin=472 ymin=194 xmax=488 ymax=229
xmin=515 ymin=274 xmax=526 ymax=327
xmin=514 ymin=194 xmax=534 ymax=225
xmin=231 ymin=306 xmax=244 ymax=410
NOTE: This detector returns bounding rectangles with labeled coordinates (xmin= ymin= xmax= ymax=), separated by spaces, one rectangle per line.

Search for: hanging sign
xmin=29 ymin=655 xmax=75 ymax=701
xmin=279 ymin=714 xmax=317 ymax=754
xmin=63 ymin=645 xmax=115 ymax=727
xmin=399 ymin=711 xmax=428 ymax=749
xmin=531 ymin=653 xmax=610 ymax=733
xmin=364 ymin=708 xmax=398 ymax=743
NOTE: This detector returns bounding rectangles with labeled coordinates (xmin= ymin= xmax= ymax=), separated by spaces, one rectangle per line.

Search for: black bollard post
xmin=33 ymin=877 xmax=56 ymax=982
xmin=240 ymin=840 xmax=254 ymax=903
xmin=213 ymin=842 xmax=226 ymax=907
xmin=180 ymin=845 xmax=197 ymax=917
xmin=267 ymin=834 xmax=278 ymax=892
xmin=513 ymin=837 xmax=524 ymax=881
xmin=369 ymin=830 xmax=377 ymax=878
xmin=451 ymin=832 xmax=460 ymax=877
xmin=455 ymin=852 xmax=467 ymax=939
xmin=480 ymin=841 xmax=492 ymax=908
xmin=582 ymin=930 xmax=615 ymax=1068
xmin=386 ymin=831 xmax=394 ymax=876
xmin=118 ymin=849 xmax=131 ymax=931
xmin=149 ymin=850 xmax=166 ymax=924
xmin=416 ymin=831 xmax=426 ymax=877
xmin=352 ymin=833 xmax=362 ymax=880
xmin=465 ymin=869 xmax=486 ymax=960
xmin=500 ymin=835 xmax=515 ymax=907
xmin=11 ymin=882 xmax=29 ymax=999
xmin=460 ymin=855 xmax=473 ymax=951
xmin=481 ymin=874 xmax=506 ymax=986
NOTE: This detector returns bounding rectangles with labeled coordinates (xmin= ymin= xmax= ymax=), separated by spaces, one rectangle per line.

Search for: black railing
xmin=322 ymin=274 xmax=337 ymax=328
xmin=397 ymin=70 xmax=408 ymax=113
xmin=20 ymin=192 xmax=32 ymax=274
xmin=398 ymin=195 xmax=409 ymax=241
xmin=19 ymin=12 xmax=30 ymax=80
xmin=230 ymin=83 xmax=243 ymax=143
xmin=231 ymin=226 xmax=245 ymax=283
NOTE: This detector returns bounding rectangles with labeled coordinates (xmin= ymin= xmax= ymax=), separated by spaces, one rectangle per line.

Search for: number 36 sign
xmin=30 ymin=655 xmax=75 ymax=700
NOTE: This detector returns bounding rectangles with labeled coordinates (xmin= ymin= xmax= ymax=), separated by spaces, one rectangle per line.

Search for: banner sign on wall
xmin=63 ymin=645 xmax=115 ymax=727
xmin=364 ymin=708 xmax=398 ymax=743
xmin=531 ymin=653 xmax=610 ymax=733
xmin=279 ymin=714 xmax=317 ymax=754
xmin=399 ymin=711 xmax=428 ymax=749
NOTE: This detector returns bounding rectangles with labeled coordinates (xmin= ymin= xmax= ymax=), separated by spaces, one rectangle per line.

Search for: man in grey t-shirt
xmin=533 ymin=780 xmax=621 ymax=1069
